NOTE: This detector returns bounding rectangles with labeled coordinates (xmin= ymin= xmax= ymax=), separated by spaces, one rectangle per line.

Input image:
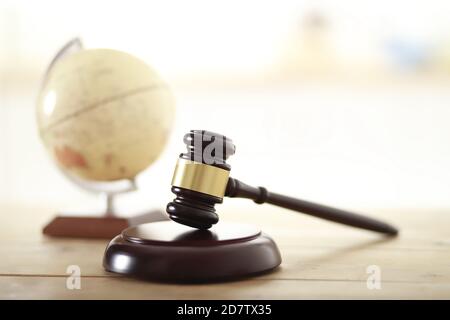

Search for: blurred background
xmin=1 ymin=0 xmax=450 ymax=216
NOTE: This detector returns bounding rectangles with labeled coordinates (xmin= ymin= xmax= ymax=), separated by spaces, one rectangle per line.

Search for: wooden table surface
xmin=0 ymin=204 xmax=449 ymax=299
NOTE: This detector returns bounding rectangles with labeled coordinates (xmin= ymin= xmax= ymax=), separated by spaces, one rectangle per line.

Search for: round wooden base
xmin=103 ymin=221 xmax=281 ymax=282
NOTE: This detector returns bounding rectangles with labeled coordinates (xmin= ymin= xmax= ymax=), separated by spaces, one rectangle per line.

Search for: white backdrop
xmin=1 ymin=0 xmax=450 ymax=213
xmin=2 ymin=83 xmax=450 ymax=213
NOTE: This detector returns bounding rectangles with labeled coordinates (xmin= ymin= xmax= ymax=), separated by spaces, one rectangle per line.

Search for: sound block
xmin=43 ymin=210 xmax=167 ymax=239
xmin=103 ymin=221 xmax=282 ymax=282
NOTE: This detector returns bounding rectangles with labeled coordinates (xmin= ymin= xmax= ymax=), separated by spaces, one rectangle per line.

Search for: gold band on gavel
xmin=171 ymin=158 xmax=230 ymax=198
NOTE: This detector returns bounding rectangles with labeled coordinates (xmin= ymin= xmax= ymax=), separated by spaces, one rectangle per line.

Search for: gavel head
xmin=166 ymin=130 xmax=235 ymax=229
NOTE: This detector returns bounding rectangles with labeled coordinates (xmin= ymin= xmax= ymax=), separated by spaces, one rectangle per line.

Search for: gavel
xmin=166 ymin=130 xmax=398 ymax=236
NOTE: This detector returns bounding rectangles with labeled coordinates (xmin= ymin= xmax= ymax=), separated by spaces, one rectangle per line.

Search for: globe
xmin=36 ymin=48 xmax=175 ymax=182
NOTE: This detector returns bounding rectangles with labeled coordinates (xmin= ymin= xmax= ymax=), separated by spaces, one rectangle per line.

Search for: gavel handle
xmin=225 ymin=178 xmax=398 ymax=236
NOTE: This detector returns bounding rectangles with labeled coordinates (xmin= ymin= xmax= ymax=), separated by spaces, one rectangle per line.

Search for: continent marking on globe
xmin=54 ymin=145 xmax=88 ymax=169
xmin=119 ymin=166 xmax=127 ymax=175
xmin=104 ymin=153 xmax=114 ymax=166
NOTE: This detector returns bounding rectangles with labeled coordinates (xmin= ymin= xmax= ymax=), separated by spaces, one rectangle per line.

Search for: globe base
xmin=43 ymin=210 xmax=166 ymax=239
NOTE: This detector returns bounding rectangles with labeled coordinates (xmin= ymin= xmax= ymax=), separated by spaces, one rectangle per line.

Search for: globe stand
xmin=43 ymin=177 xmax=167 ymax=239
xmin=103 ymin=221 xmax=282 ymax=282
xmin=38 ymin=38 xmax=174 ymax=239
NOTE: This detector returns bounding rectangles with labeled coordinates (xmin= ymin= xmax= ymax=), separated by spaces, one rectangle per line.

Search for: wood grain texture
xmin=0 ymin=204 xmax=449 ymax=299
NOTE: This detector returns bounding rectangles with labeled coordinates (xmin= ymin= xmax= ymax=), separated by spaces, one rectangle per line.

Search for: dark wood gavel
xmin=166 ymin=130 xmax=398 ymax=236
